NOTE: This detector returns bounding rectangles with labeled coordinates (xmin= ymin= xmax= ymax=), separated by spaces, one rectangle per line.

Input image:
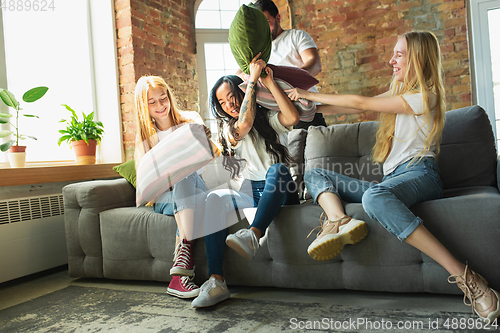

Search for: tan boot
xmin=306 ymin=213 xmax=368 ymax=261
xmin=448 ymin=265 xmax=500 ymax=322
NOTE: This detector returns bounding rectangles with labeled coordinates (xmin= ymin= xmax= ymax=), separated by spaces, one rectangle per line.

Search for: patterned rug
xmin=0 ymin=286 xmax=480 ymax=332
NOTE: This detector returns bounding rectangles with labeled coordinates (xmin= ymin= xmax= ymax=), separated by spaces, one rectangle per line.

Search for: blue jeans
xmin=205 ymin=163 xmax=300 ymax=276
xmin=153 ymin=172 xmax=209 ymax=237
xmin=304 ymin=157 xmax=443 ymax=241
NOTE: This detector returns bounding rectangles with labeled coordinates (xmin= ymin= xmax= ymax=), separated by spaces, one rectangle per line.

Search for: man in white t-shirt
xmin=254 ymin=0 xmax=326 ymax=129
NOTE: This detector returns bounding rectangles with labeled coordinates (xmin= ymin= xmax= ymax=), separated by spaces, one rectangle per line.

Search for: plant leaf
xmin=62 ymin=104 xmax=78 ymax=119
xmin=0 ymin=112 xmax=13 ymax=118
xmin=23 ymin=114 xmax=39 ymax=118
xmin=0 ymin=130 xmax=13 ymax=138
xmin=0 ymin=140 xmax=15 ymax=152
xmin=22 ymin=86 xmax=49 ymax=103
xmin=0 ymin=118 xmax=9 ymax=124
xmin=58 ymin=135 xmax=72 ymax=146
xmin=0 ymin=89 xmax=19 ymax=108
xmin=24 ymin=135 xmax=37 ymax=140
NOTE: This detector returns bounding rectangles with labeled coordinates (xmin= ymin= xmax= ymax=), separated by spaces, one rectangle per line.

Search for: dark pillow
xmin=228 ymin=3 xmax=272 ymax=75
xmin=267 ymin=64 xmax=319 ymax=91
xmin=113 ymin=159 xmax=136 ymax=188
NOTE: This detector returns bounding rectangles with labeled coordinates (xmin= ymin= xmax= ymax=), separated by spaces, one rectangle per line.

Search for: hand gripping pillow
xmin=228 ymin=3 xmax=272 ymax=75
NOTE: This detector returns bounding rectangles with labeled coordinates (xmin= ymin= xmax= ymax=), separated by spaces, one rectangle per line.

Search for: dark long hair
xmin=210 ymin=75 xmax=293 ymax=178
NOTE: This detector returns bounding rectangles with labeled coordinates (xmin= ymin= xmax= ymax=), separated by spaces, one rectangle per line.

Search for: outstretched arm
xmin=288 ymin=88 xmax=409 ymax=114
xmin=260 ymin=66 xmax=300 ymax=127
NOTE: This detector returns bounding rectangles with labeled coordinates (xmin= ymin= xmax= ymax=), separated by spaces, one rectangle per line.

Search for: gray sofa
xmin=63 ymin=105 xmax=500 ymax=294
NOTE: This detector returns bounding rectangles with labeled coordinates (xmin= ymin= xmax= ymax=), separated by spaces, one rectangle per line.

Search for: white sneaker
xmin=226 ymin=228 xmax=259 ymax=260
xmin=191 ymin=276 xmax=230 ymax=308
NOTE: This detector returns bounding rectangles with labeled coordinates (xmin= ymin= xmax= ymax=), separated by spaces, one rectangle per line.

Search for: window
xmin=469 ymin=0 xmax=500 ymax=151
xmin=196 ymin=0 xmax=252 ymax=29
xmin=195 ymin=0 xmax=252 ymax=134
xmin=0 ymin=0 xmax=121 ymax=165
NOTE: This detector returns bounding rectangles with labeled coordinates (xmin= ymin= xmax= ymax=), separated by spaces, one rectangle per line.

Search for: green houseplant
xmin=0 ymin=86 xmax=49 ymax=167
xmin=58 ymin=104 xmax=104 ymax=165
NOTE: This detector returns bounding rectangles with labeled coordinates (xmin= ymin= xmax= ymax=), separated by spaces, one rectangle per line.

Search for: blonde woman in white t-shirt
xmin=288 ymin=31 xmax=499 ymax=322
xmin=134 ymin=76 xmax=214 ymax=300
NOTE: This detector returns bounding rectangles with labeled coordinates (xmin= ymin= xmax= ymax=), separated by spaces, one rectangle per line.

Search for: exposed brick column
xmin=115 ymin=0 xmax=198 ymax=161
xmin=115 ymin=0 xmax=137 ymax=160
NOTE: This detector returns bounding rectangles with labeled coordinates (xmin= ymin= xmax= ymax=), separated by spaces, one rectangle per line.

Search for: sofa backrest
xmin=439 ymin=105 xmax=497 ymax=189
xmin=287 ymin=105 xmax=498 ymax=199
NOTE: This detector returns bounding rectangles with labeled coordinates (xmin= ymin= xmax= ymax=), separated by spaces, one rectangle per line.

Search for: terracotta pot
xmin=7 ymin=145 xmax=27 ymax=168
xmin=71 ymin=140 xmax=97 ymax=165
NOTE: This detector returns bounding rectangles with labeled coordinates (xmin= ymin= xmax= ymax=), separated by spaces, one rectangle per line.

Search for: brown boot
xmin=448 ymin=265 xmax=500 ymax=322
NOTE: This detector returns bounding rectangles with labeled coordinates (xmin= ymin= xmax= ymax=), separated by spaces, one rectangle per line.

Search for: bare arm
xmin=288 ymin=88 xmax=409 ymax=114
xmin=317 ymin=91 xmax=392 ymax=115
xmin=260 ymin=66 xmax=300 ymax=127
xmin=229 ymin=54 xmax=265 ymax=143
xmin=300 ymin=47 xmax=322 ymax=76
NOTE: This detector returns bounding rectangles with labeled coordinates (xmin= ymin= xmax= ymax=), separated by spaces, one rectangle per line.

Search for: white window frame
xmin=469 ymin=0 xmax=500 ymax=146
xmin=195 ymin=28 xmax=230 ymax=132
xmin=0 ymin=0 xmax=122 ymax=165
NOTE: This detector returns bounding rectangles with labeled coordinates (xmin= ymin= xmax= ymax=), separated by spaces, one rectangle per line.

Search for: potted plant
xmin=0 ymin=86 xmax=49 ymax=168
xmin=57 ymin=104 xmax=104 ymax=165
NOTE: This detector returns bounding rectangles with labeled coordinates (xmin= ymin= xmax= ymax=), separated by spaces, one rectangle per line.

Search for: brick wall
xmin=285 ymin=0 xmax=470 ymax=125
xmin=115 ymin=0 xmax=198 ymax=160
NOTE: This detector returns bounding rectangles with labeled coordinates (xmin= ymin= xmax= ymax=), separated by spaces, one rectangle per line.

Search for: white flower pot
xmin=7 ymin=146 xmax=27 ymax=168
xmin=8 ymin=151 xmax=26 ymax=168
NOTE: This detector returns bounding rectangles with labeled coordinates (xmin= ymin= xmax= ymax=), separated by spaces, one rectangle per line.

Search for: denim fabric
xmin=153 ymin=172 xmax=209 ymax=215
xmin=153 ymin=172 xmax=209 ymax=237
xmin=305 ymin=157 xmax=443 ymax=241
xmin=205 ymin=163 xmax=299 ymax=276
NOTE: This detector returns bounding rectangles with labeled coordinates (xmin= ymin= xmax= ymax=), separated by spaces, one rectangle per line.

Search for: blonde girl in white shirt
xmin=288 ymin=31 xmax=499 ymax=323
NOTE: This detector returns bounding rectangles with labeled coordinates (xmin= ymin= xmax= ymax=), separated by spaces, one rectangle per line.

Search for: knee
xmin=304 ymin=168 xmax=325 ymax=184
xmin=361 ymin=186 xmax=388 ymax=213
xmin=265 ymin=164 xmax=292 ymax=185
xmin=205 ymin=191 xmax=223 ymax=207
xmin=267 ymin=163 xmax=288 ymax=177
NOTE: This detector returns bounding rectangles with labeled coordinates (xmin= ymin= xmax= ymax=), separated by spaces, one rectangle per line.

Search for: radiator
xmin=0 ymin=194 xmax=68 ymax=283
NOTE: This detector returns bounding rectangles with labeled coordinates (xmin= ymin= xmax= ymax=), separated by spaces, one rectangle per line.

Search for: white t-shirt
xmin=269 ymin=29 xmax=316 ymax=68
xmin=269 ymin=29 xmax=319 ymax=93
xmin=134 ymin=110 xmax=205 ymax=167
xmin=223 ymin=111 xmax=290 ymax=180
xmin=383 ymin=93 xmax=436 ymax=175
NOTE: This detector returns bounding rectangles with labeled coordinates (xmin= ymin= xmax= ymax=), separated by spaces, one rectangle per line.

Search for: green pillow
xmin=113 ymin=159 xmax=136 ymax=188
xmin=228 ymin=3 xmax=272 ymax=75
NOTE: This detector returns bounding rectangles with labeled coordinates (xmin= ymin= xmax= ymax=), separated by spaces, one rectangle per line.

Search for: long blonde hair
xmin=134 ymin=75 xmax=185 ymax=150
xmin=372 ymin=31 xmax=446 ymax=163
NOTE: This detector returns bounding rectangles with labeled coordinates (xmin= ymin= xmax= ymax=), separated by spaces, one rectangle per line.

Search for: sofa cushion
xmin=304 ymin=123 xmax=383 ymax=187
xmin=287 ymin=129 xmax=307 ymax=198
xmin=439 ymin=106 xmax=497 ymax=189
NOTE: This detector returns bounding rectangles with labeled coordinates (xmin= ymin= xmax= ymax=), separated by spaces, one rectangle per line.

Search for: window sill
xmin=0 ymin=161 xmax=121 ymax=187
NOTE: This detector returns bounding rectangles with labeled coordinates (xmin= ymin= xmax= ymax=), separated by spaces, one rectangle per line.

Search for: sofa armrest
xmin=497 ymin=156 xmax=500 ymax=191
xmin=62 ymin=178 xmax=136 ymax=278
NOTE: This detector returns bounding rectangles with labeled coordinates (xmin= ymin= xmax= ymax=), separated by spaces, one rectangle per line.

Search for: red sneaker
xmin=170 ymin=239 xmax=194 ymax=276
xmin=167 ymin=275 xmax=200 ymax=299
